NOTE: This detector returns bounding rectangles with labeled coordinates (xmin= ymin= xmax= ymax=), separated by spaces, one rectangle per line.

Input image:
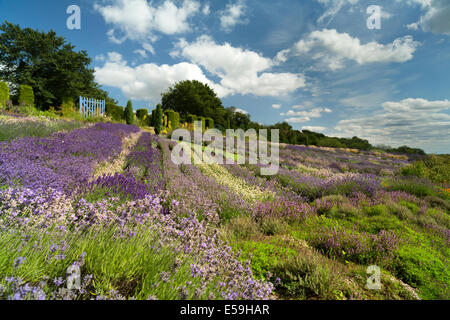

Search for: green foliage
xmin=393 ymin=246 xmax=449 ymax=299
xmin=187 ymin=114 xmax=197 ymax=124
xmin=124 ymin=100 xmax=134 ymax=125
xmin=18 ymin=85 xmax=35 ymax=107
xmin=0 ymin=22 xmax=112 ymax=109
xmin=423 ymin=154 xmax=450 ymax=184
xmin=0 ymin=81 xmax=9 ymax=108
xmin=136 ymin=109 xmax=148 ymax=120
xmin=386 ymin=179 xmax=436 ymax=198
xmin=154 ymin=104 xmax=162 ymax=134
xmin=272 ymin=255 xmax=337 ymax=299
xmin=164 ymin=110 xmax=179 ymax=129
xmin=206 ymin=117 xmax=214 ymax=129
xmin=105 ymin=102 xmax=124 ymax=122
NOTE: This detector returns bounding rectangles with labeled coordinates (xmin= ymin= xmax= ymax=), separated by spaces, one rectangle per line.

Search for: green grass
xmin=0 ymin=226 xmax=218 ymax=300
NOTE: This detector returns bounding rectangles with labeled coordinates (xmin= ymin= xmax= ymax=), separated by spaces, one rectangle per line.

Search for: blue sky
xmin=1 ymin=0 xmax=449 ymax=153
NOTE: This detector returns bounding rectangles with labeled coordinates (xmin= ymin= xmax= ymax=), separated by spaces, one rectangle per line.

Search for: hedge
xmin=18 ymin=85 xmax=34 ymax=107
xmin=0 ymin=81 xmax=9 ymax=108
xmin=154 ymin=104 xmax=163 ymax=134
xmin=124 ymin=100 xmax=134 ymax=125
xmin=106 ymin=103 xmax=124 ymax=121
xmin=165 ymin=110 xmax=180 ymax=129
xmin=206 ymin=117 xmax=214 ymax=129
xmin=136 ymin=109 xmax=148 ymax=120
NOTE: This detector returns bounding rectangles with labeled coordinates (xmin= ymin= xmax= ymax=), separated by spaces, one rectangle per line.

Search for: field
xmin=0 ymin=114 xmax=448 ymax=300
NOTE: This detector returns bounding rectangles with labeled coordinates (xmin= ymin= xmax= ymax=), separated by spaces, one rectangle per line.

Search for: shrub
xmin=272 ymin=254 xmax=338 ymax=299
xmin=154 ymin=104 xmax=162 ymax=134
xmin=164 ymin=110 xmax=179 ymax=129
xmin=136 ymin=109 xmax=148 ymax=120
xmin=386 ymin=178 xmax=436 ymax=198
xmin=187 ymin=114 xmax=197 ymax=124
xmin=206 ymin=117 xmax=214 ymax=129
xmin=124 ymin=100 xmax=134 ymax=125
xmin=18 ymin=85 xmax=34 ymax=107
xmin=106 ymin=102 xmax=124 ymax=121
xmin=401 ymin=161 xmax=427 ymax=178
xmin=0 ymin=81 xmax=9 ymax=108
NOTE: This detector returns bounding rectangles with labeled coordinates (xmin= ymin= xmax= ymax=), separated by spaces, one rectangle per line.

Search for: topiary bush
xmin=0 ymin=81 xmax=9 ymax=109
xmin=154 ymin=104 xmax=162 ymax=134
xmin=206 ymin=117 xmax=214 ymax=129
xmin=124 ymin=100 xmax=134 ymax=125
xmin=136 ymin=109 xmax=148 ymax=120
xmin=18 ymin=85 xmax=34 ymax=107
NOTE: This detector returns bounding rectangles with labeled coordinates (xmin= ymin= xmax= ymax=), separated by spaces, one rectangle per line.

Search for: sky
xmin=0 ymin=0 xmax=449 ymax=153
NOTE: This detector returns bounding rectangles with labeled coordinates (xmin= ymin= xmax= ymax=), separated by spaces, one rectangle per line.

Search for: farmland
xmin=0 ymin=113 xmax=448 ymax=300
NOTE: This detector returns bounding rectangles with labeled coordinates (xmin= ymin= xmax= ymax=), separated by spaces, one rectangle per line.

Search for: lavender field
xmin=0 ymin=115 xmax=448 ymax=300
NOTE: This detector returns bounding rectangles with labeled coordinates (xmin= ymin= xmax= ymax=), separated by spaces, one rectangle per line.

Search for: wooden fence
xmin=79 ymin=96 xmax=105 ymax=118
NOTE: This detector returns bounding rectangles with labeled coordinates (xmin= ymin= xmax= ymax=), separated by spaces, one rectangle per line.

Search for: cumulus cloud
xmin=334 ymin=98 xmax=450 ymax=152
xmin=276 ymin=29 xmax=420 ymax=71
xmin=94 ymin=52 xmax=229 ymax=102
xmin=406 ymin=0 xmax=450 ymax=35
xmin=234 ymin=108 xmax=248 ymax=114
xmin=272 ymin=104 xmax=282 ymax=109
xmin=282 ymin=107 xmax=332 ymax=123
xmin=219 ymin=0 xmax=248 ymax=31
xmin=171 ymin=35 xmax=306 ymax=97
xmin=302 ymin=126 xmax=328 ymax=132
xmin=94 ymin=0 xmax=201 ymax=43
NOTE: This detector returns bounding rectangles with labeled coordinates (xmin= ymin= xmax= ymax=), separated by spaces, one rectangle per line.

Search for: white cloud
xmin=202 ymin=3 xmax=210 ymax=15
xmin=316 ymin=0 xmax=359 ymax=24
xmin=171 ymin=35 xmax=306 ymax=97
xmin=95 ymin=0 xmax=201 ymax=43
xmin=406 ymin=0 xmax=450 ymax=35
xmin=94 ymin=51 xmax=229 ymax=102
xmin=302 ymin=126 xmax=327 ymax=132
xmin=219 ymin=0 xmax=248 ymax=31
xmin=278 ymin=29 xmax=420 ymax=71
xmin=95 ymin=54 xmax=106 ymax=62
xmin=234 ymin=108 xmax=248 ymax=114
xmin=272 ymin=104 xmax=281 ymax=109
xmin=334 ymin=98 xmax=450 ymax=152
xmin=134 ymin=49 xmax=147 ymax=58
xmin=142 ymin=43 xmax=155 ymax=55
xmin=282 ymin=107 xmax=332 ymax=123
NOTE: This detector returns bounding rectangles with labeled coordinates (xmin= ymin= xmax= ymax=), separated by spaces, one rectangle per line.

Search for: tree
xmin=124 ymin=100 xmax=134 ymax=125
xmin=154 ymin=104 xmax=162 ymax=134
xmin=161 ymin=80 xmax=223 ymax=121
xmin=0 ymin=21 xmax=108 ymax=109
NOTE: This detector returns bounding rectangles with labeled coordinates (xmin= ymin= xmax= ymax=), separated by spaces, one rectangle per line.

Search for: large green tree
xmin=161 ymin=80 xmax=224 ymax=124
xmin=0 ymin=21 xmax=106 ymax=109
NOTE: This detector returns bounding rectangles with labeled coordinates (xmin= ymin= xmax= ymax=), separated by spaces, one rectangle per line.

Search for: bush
xmin=136 ymin=109 xmax=148 ymax=120
xmin=164 ymin=110 xmax=179 ymax=129
xmin=154 ymin=104 xmax=162 ymax=134
xmin=106 ymin=103 xmax=124 ymax=122
xmin=124 ymin=100 xmax=134 ymax=125
xmin=187 ymin=114 xmax=197 ymax=124
xmin=18 ymin=85 xmax=34 ymax=107
xmin=0 ymin=81 xmax=9 ymax=108
xmin=206 ymin=117 xmax=214 ymax=129
xmin=386 ymin=178 xmax=436 ymax=198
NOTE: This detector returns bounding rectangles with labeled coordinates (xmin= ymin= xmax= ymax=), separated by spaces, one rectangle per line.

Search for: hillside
xmin=0 ymin=113 xmax=448 ymax=300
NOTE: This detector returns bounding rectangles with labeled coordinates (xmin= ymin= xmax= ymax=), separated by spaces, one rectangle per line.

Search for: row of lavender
xmin=0 ymin=124 xmax=274 ymax=300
